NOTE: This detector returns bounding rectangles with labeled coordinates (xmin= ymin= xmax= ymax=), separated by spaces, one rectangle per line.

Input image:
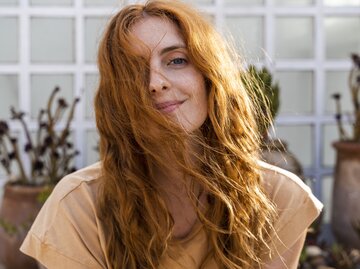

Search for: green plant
xmin=332 ymin=53 xmax=360 ymax=142
xmin=243 ymin=65 xmax=280 ymax=137
xmin=0 ymin=86 xmax=80 ymax=186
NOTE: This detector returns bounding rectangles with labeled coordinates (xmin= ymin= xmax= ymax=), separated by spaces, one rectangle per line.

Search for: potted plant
xmin=331 ymin=52 xmax=360 ymax=249
xmin=244 ymin=65 xmax=304 ymax=177
xmin=0 ymin=86 xmax=80 ymax=269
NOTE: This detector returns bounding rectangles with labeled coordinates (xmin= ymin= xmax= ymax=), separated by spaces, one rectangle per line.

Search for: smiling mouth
xmin=155 ymin=100 xmax=185 ymax=113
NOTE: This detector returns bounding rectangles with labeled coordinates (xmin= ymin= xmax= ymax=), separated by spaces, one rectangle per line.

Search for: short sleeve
xmin=260 ymin=162 xmax=323 ymax=264
xmin=20 ymin=173 xmax=108 ymax=269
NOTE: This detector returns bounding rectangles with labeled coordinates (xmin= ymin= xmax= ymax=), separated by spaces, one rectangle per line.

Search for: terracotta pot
xmin=0 ymin=184 xmax=44 ymax=269
xmin=331 ymin=141 xmax=360 ymax=248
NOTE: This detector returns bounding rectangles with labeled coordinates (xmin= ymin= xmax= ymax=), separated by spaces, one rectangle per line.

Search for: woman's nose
xmin=149 ymin=69 xmax=170 ymax=94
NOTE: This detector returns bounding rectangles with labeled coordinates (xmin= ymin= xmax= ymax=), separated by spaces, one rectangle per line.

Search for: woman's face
xmin=131 ymin=16 xmax=208 ymax=133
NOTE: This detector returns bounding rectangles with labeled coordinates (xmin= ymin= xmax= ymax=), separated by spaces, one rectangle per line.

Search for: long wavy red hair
xmin=94 ymin=0 xmax=276 ymax=268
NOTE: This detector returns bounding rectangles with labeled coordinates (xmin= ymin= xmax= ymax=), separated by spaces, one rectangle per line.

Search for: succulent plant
xmin=243 ymin=65 xmax=280 ymax=138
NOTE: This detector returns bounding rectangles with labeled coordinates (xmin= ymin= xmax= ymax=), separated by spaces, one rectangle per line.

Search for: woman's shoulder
xmin=50 ymin=161 xmax=102 ymax=202
xmin=258 ymin=161 xmax=323 ymax=256
xmin=25 ymin=161 xmax=104 ymax=237
xmin=259 ymin=160 xmax=323 ymax=220
xmin=20 ymin=162 xmax=108 ymax=268
xmin=32 ymin=161 xmax=104 ymax=234
xmin=258 ymin=160 xmax=314 ymax=199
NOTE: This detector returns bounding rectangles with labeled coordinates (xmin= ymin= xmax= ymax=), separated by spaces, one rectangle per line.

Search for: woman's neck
xmin=154 ymin=134 xmax=203 ymax=193
xmin=152 ymin=160 xmax=208 ymax=239
xmin=153 ymin=165 xmax=191 ymax=196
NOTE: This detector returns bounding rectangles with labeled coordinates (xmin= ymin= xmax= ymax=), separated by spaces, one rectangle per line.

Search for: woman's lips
xmin=155 ymin=100 xmax=185 ymax=113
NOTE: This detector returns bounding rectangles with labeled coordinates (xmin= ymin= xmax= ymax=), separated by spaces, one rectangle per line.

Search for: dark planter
xmin=0 ymin=184 xmax=44 ymax=269
xmin=331 ymin=141 xmax=360 ymax=248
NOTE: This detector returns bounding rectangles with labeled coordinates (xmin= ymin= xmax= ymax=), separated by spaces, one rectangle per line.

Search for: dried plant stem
xmin=33 ymin=110 xmax=45 ymax=179
xmin=61 ymin=151 xmax=77 ymax=174
xmin=58 ymin=98 xmax=79 ymax=147
xmin=334 ymin=97 xmax=348 ymax=140
xmin=46 ymin=90 xmax=59 ymax=185
xmin=47 ymin=129 xmax=58 ymax=184
xmin=349 ymin=67 xmax=360 ymax=142
xmin=5 ymin=134 xmax=28 ymax=183
xmin=0 ymin=138 xmax=12 ymax=176
xmin=50 ymin=99 xmax=79 ymax=184
xmin=60 ymin=140 xmax=68 ymax=178
xmin=47 ymin=87 xmax=59 ymax=122
xmin=53 ymin=104 xmax=65 ymax=125
xmin=0 ymin=86 xmax=79 ymax=185
xmin=36 ymin=111 xmax=43 ymax=152
xmin=12 ymin=109 xmax=37 ymax=167
xmin=349 ymin=69 xmax=360 ymax=110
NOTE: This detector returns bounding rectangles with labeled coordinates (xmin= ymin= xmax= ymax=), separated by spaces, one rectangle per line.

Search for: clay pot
xmin=331 ymin=141 xmax=360 ymax=248
xmin=0 ymin=184 xmax=44 ymax=269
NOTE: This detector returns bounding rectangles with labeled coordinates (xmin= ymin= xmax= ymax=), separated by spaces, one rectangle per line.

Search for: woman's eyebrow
xmin=159 ymin=44 xmax=186 ymax=55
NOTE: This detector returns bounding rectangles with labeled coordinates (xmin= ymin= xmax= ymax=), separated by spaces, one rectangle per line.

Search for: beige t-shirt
xmin=20 ymin=161 xmax=323 ymax=269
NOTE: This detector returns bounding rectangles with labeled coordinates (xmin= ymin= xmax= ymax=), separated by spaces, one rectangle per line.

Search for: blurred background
xmin=0 ymin=0 xmax=359 ymax=242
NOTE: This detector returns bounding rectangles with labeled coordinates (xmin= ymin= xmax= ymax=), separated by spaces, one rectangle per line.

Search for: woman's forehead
xmin=130 ymin=16 xmax=186 ymax=55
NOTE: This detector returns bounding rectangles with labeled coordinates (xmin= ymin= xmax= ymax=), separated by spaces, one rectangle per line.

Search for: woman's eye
xmin=169 ymin=58 xmax=187 ymax=65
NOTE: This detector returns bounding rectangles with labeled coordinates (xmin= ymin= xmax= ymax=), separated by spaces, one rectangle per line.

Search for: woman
xmin=21 ymin=0 xmax=322 ymax=268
